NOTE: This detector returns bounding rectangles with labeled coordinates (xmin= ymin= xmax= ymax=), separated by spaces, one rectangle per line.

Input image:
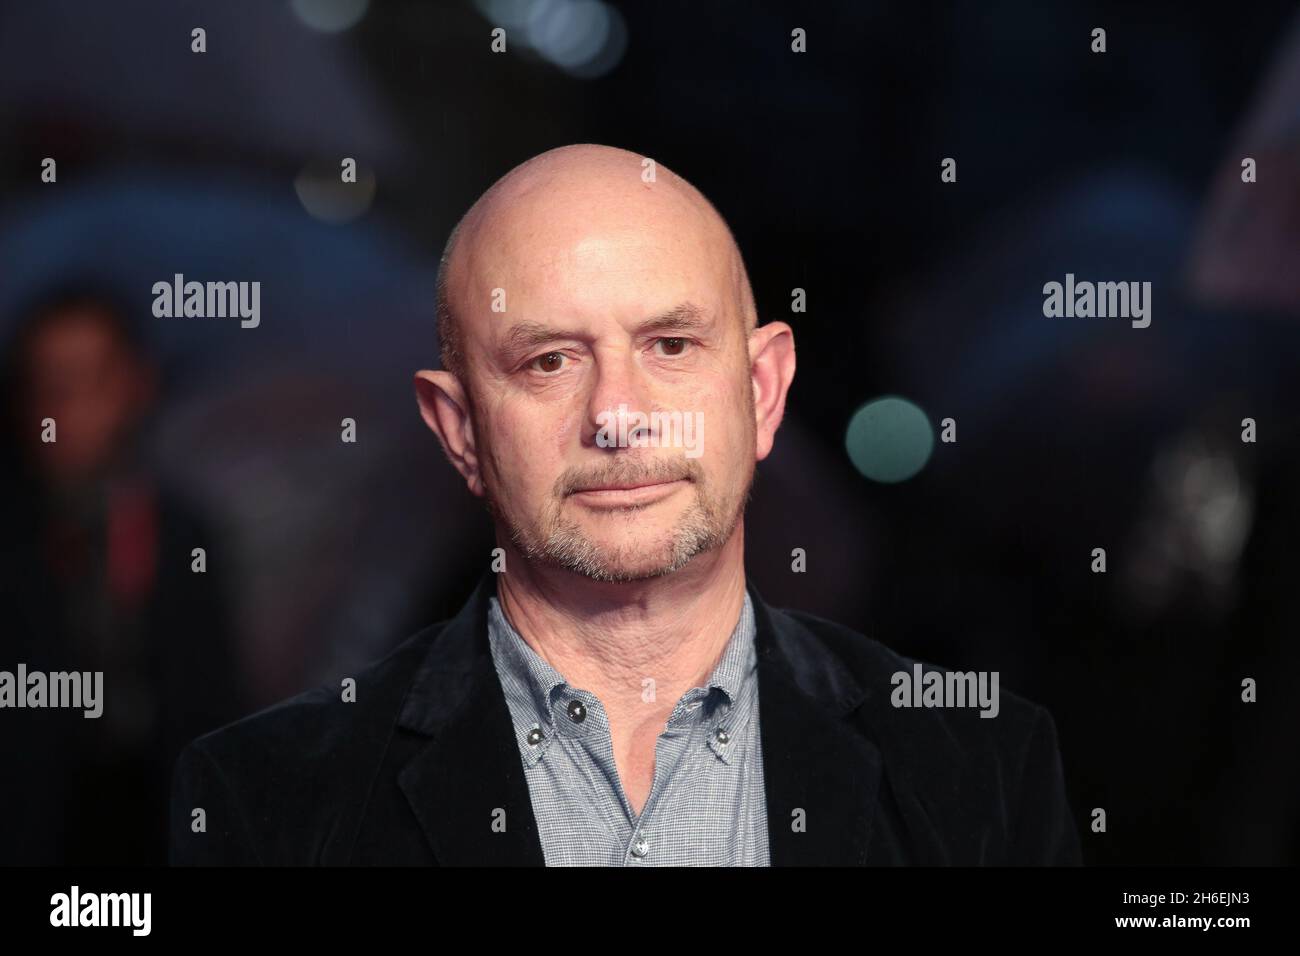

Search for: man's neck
xmin=494 ymin=528 xmax=748 ymax=728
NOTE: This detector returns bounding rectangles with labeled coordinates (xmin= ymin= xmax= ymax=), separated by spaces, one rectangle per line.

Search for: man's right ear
xmin=413 ymin=369 xmax=485 ymax=497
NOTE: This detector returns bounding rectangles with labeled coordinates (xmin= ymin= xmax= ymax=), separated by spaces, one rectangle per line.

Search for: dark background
xmin=1 ymin=0 xmax=1298 ymax=865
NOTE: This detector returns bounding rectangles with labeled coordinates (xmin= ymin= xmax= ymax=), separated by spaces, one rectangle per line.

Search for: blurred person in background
xmin=0 ymin=287 xmax=244 ymax=864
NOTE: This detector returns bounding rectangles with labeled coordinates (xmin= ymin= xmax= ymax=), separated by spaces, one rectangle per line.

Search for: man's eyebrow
xmin=497 ymin=303 xmax=711 ymax=361
xmin=634 ymin=302 xmax=711 ymax=336
xmin=500 ymin=321 xmax=568 ymax=358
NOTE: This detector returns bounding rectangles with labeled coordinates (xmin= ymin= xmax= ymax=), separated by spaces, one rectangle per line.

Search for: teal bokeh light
xmin=845 ymin=396 xmax=935 ymax=483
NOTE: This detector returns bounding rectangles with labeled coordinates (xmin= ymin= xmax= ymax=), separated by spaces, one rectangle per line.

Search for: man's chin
xmin=561 ymin=551 xmax=700 ymax=584
xmin=520 ymin=525 xmax=720 ymax=583
xmin=559 ymin=535 xmax=700 ymax=582
xmin=501 ymin=487 xmax=742 ymax=583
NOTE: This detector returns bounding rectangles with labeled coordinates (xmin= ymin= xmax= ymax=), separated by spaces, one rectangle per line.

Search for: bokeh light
xmin=845 ymin=396 xmax=935 ymax=483
xmin=477 ymin=0 xmax=627 ymax=78
xmin=290 ymin=0 xmax=370 ymax=34
xmin=294 ymin=159 xmax=376 ymax=224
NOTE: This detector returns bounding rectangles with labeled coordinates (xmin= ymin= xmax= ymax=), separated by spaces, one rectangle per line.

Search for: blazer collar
xmin=748 ymin=581 xmax=883 ymax=864
xmin=394 ymin=571 xmax=882 ymax=865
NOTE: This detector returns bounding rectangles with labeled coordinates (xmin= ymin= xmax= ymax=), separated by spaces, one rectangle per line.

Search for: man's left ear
xmin=748 ymin=321 xmax=795 ymax=461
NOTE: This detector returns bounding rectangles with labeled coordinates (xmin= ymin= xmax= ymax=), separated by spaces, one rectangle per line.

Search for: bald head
xmin=435 ymin=144 xmax=756 ymax=379
xmin=415 ymin=143 xmax=796 ymax=586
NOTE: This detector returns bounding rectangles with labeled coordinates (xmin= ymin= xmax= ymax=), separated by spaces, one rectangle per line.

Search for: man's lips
xmin=574 ymin=479 xmax=682 ymax=493
xmin=569 ymin=478 xmax=689 ymax=506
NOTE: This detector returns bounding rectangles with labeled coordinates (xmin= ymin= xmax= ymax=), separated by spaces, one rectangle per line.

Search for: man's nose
xmin=583 ymin=350 xmax=655 ymax=450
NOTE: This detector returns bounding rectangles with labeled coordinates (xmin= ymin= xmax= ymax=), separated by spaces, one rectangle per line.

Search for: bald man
xmin=170 ymin=145 xmax=1080 ymax=866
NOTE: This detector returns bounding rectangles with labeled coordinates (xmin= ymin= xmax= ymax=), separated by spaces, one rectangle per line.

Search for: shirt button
xmin=566 ymin=699 xmax=587 ymax=723
xmin=715 ymin=727 xmax=730 ymax=744
xmin=630 ymin=836 xmax=649 ymax=858
xmin=526 ymin=727 xmax=544 ymax=746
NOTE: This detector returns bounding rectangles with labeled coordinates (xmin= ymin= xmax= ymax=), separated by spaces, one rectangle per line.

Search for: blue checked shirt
xmin=485 ymin=590 xmax=770 ymax=866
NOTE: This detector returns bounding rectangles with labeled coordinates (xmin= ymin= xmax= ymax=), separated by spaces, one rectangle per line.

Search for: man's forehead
xmin=500 ymin=226 xmax=719 ymax=289
xmin=453 ymin=209 xmax=730 ymax=322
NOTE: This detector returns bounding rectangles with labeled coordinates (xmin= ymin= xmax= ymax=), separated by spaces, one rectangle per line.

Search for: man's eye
xmin=530 ymin=352 xmax=567 ymax=373
xmin=655 ymin=337 xmax=689 ymax=357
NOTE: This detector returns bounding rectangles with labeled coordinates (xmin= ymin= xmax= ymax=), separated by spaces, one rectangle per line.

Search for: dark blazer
xmin=169 ymin=571 xmax=1082 ymax=865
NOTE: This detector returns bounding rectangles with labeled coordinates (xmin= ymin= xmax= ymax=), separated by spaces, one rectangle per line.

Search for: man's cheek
xmin=551 ymin=408 xmax=583 ymax=450
xmin=699 ymin=384 xmax=745 ymax=443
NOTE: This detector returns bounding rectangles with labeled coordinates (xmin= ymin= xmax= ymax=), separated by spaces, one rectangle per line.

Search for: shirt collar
xmin=486 ymin=585 xmax=757 ymax=762
xmin=487 ymin=593 xmax=569 ymax=728
xmin=701 ymin=591 xmax=756 ymax=704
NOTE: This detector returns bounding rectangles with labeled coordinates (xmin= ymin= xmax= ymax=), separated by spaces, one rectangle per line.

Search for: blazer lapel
xmin=390 ymin=572 xmax=883 ymax=866
xmin=750 ymin=584 xmax=884 ymax=865
xmin=395 ymin=572 xmax=545 ymax=865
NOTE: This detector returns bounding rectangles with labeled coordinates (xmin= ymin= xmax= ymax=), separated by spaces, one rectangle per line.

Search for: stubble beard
xmin=487 ymin=459 xmax=753 ymax=583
